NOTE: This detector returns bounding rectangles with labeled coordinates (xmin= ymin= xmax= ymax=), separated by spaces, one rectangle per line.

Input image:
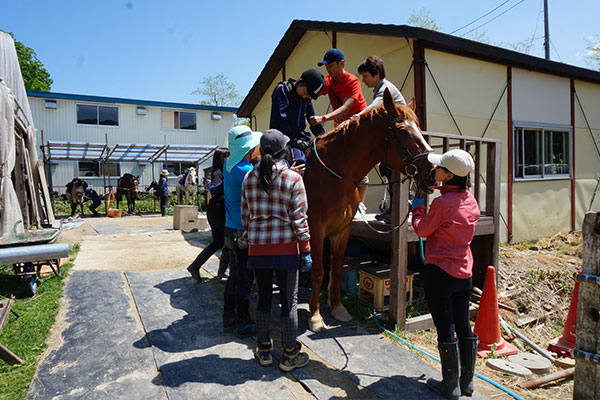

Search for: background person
xmin=223 ymin=125 xmax=262 ymax=339
xmin=187 ymin=147 xmax=230 ymax=282
xmin=311 ymin=48 xmax=368 ymax=217
xmin=356 ymin=55 xmax=407 ymax=223
xmin=158 ymin=169 xmax=169 ymax=216
xmin=411 ymin=149 xmax=480 ymax=400
xmin=242 ymin=129 xmax=311 ymax=372
xmin=84 ymin=186 xmax=101 ymax=216
xmin=270 ymin=68 xmax=325 ymax=166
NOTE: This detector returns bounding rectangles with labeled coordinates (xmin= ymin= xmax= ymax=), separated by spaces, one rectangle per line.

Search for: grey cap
xmin=260 ymin=129 xmax=290 ymax=154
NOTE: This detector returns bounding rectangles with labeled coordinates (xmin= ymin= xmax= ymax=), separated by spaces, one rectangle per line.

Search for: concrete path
xmin=28 ymin=223 xmax=491 ymax=399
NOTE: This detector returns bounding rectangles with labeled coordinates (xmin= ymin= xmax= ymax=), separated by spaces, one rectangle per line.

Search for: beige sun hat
xmin=427 ymin=149 xmax=475 ymax=177
xmin=161 ymin=169 xmax=169 ymax=177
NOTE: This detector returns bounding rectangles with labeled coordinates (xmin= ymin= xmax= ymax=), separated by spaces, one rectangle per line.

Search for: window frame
xmin=162 ymin=161 xmax=196 ymax=177
xmin=101 ymin=162 xmax=121 ymax=177
xmin=160 ymin=109 xmax=197 ymax=131
xmin=513 ymin=121 xmax=572 ymax=181
xmin=77 ymin=160 xmax=100 ymax=177
xmin=76 ymin=103 xmax=120 ymax=128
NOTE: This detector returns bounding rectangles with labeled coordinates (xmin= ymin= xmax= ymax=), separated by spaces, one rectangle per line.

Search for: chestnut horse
xmin=304 ymin=89 xmax=436 ymax=331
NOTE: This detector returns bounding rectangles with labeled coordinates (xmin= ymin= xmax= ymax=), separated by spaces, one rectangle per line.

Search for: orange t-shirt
xmin=323 ymin=72 xmax=367 ymax=125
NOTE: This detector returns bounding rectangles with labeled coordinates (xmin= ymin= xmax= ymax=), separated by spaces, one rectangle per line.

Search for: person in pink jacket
xmin=411 ymin=149 xmax=480 ymax=400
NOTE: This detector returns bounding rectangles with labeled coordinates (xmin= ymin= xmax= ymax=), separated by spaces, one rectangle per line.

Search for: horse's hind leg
xmin=308 ymin=232 xmax=327 ymax=332
xmin=328 ymin=227 xmax=353 ymax=322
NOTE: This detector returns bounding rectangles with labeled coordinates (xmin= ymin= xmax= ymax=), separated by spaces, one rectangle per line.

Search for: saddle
xmin=178 ymin=172 xmax=188 ymax=186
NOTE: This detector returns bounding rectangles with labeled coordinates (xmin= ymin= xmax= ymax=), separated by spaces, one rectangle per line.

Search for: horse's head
xmin=187 ymin=167 xmax=197 ymax=185
xmin=379 ymin=89 xmax=436 ymax=195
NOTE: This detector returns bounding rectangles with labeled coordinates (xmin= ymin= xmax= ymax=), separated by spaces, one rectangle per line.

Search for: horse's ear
xmin=382 ymin=87 xmax=395 ymax=112
xmin=407 ymin=97 xmax=417 ymax=111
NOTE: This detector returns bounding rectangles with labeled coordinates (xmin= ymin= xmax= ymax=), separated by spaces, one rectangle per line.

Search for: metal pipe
xmin=518 ymin=367 xmax=574 ymax=389
xmin=500 ymin=316 xmax=556 ymax=364
xmin=0 ymin=243 xmax=69 ymax=264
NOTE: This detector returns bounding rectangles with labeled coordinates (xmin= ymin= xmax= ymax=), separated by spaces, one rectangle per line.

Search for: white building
xmin=27 ymin=91 xmax=237 ymax=194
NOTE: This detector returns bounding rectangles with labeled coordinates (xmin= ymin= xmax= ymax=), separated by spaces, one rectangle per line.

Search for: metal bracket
xmin=572 ymin=349 xmax=600 ymax=364
xmin=576 ymin=273 xmax=600 ymax=286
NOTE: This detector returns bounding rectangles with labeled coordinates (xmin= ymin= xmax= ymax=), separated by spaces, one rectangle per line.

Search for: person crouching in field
xmin=411 ymin=149 xmax=480 ymax=399
xmin=241 ymin=129 xmax=312 ymax=372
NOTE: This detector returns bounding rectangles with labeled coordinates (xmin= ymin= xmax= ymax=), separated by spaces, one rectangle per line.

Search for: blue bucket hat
xmin=226 ymin=125 xmax=262 ymax=172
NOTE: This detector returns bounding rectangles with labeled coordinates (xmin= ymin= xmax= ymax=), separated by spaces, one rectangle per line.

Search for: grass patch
xmin=51 ymin=193 xmax=206 ymax=217
xmin=0 ymin=246 xmax=78 ymax=400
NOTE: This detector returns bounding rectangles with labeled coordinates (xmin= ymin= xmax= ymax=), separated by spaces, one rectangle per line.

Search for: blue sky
xmin=3 ymin=0 xmax=598 ymax=105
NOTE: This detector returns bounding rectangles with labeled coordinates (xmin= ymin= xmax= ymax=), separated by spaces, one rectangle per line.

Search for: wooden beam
xmin=389 ymin=172 xmax=409 ymax=328
xmin=573 ymin=212 xmax=600 ymax=399
xmin=0 ymin=343 xmax=23 ymax=365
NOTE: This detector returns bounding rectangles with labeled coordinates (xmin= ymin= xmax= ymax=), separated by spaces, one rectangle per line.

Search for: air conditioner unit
xmin=45 ymin=100 xmax=57 ymax=109
xmin=136 ymin=107 xmax=147 ymax=115
xmin=211 ymin=112 xmax=222 ymax=120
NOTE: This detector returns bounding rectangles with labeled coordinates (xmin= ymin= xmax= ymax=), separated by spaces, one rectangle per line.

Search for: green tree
xmin=407 ymin=8 xmax=440 ymax=31
xmin=192 ymin=73 xmax=248 ymax=125
xmin=192 ymin=73 xmax=242 ymax=107
xmin=585 ymin=35 xmax=600 ymax=71
xmin=6 ymin=32 xmax=53 ymax=91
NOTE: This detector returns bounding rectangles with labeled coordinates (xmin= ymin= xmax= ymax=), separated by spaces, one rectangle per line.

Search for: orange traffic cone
xmin=548 ymin=274 xmax=580 ymax=357
xmin=473 ymin=266 xmax=519 ymax=358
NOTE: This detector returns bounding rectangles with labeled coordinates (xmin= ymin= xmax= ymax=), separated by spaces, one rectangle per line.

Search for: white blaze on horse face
xmin=407 ymin=120 xmax=433 ymax=152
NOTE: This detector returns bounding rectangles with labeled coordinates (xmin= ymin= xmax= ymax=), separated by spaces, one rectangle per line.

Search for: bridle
xmin=312 ymin=111 xmax=432 ymax=187
xmin=311 ymin=111 xmax=432 ymax=234
xmin=382 ymin=113 xmax=432 ymax=181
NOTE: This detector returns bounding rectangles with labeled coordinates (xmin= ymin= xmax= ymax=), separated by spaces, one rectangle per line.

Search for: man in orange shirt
xmin=311 ymin=48 xmax=369 ymax=217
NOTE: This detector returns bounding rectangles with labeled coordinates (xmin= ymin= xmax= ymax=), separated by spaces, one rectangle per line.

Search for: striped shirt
xmin=241 ymin=160 xmax=310 ymax=256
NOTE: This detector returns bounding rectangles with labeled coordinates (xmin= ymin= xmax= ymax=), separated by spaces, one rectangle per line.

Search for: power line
xmin=450 ymin=0 xmax=513 ymax=34
xmin=461 ymin=0 xmax=525 ymax=37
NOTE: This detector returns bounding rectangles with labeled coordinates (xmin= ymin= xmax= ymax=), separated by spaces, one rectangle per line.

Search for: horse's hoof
xmin=331 ymin=305 xmax=352 ymax=322
xmin=308 ymin=315 xmax=328 ymax=332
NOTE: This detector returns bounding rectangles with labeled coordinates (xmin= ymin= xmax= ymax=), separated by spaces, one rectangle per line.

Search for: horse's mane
xmin=317 ymin=103 xmax=419 ymax=142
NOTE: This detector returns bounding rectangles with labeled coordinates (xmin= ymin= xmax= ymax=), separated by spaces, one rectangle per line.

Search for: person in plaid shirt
xmin=242 ymin=129 xmax=312 ymax=372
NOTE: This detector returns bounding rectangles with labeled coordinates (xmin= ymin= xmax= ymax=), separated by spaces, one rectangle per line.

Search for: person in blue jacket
xmin=158 ymin=169 xmax=169 ymax=216
xmin=84 ymin=186 xmax=102 ymax=216
xmin=222 ymin=125 xmax=262 ymax=339
xmin=269 ymin=68 xmax=326 ymax=166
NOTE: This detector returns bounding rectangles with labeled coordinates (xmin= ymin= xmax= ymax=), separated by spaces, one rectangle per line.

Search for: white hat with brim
xmin=226 ymin=126 xmax=262 ymax=172
xmin=427 ymin=149 xmax=475 ymax=177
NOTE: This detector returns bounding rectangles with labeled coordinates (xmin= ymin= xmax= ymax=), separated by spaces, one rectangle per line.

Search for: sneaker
xmin=354 ymin=202 xmax=367 ymax=220
xmin=186 ymin=265 xmax=202 ymax=283
xmin=375 ymin=210 xmax=391 ymax=224
xmin=279 ymin=342 xmax=309 ymax=372
xmin=236 ymin=318 xmax=256 ymax=339
xmin=254 ymin=340 xmax=273 ymax=367
xmin=223 ymin=314 xmax=237 ymax=332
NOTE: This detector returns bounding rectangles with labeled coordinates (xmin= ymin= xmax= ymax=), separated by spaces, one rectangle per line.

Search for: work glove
xmin=292 ymin=138 xmax=310 ymax=152
xmin=411 ymin=196 xmax=425 ymax=209
xmin=300 ymin=252 xmax=312 ymax=272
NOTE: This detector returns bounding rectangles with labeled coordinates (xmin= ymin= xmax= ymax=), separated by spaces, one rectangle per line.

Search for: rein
xmin=311 ymin=113 xmax=430 ymax=234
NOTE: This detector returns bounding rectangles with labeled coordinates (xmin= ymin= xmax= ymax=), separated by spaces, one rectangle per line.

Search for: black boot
xmin=459 ymin=335 xmax=478 ymax=396
xmin=427 ymin=341 xmax=461 ymax=400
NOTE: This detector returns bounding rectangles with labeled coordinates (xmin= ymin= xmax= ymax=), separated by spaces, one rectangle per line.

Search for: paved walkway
xmin=28 ymin=225 xmax=490 ymax=399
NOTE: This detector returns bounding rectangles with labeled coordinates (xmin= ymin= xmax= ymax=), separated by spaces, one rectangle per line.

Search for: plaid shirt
xmin=242 ymin=160 xmax=310 ymax=256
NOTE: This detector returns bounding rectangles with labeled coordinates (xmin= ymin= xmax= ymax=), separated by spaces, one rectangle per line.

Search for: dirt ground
xmin=404 ymin=232 xmax=583 ymax=400
xmin=57 ymin=215 xmax=581 ymax=399
xmin=58 ymin=214 xmax=208 ymax=271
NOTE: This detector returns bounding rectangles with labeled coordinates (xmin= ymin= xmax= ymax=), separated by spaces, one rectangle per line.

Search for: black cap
xmin=260 ymin=129 xmax=290 ymax=154
xmin=300 ymin=69 xmax=325 ymax=100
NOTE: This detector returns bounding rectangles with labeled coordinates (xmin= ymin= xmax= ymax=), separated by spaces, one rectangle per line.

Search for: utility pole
xmin=543 ymin=0 xmax=550 ymax=60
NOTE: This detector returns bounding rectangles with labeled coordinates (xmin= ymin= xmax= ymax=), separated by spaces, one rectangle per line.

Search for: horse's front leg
xmin=328 ymin=226 xmax=353 ymax=322
xmin=80 ymin=202 xmax=85 ymax=217
xmin=308 ymin=232 xmax=327 ymax=332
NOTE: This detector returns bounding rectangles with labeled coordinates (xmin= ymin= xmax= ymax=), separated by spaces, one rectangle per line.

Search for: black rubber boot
xmin=427 ymin=341 xmax=461 ymax=400
xmin=459 ymin=335 xmax=478 ymax=397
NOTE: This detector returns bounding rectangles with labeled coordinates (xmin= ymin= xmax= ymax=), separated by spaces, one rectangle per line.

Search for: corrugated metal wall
xmin=30 ymin=96 xmax=234 ymax=192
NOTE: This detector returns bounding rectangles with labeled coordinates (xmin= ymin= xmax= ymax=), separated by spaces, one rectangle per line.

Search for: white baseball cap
xmin=427 ymin=149 xmax=475 ymax=177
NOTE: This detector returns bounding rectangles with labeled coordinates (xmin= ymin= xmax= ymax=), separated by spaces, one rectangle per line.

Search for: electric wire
xmin=450 ymin=0 xmax=513 ymax=34
xmin=461 ymin=0 xmax=525 ymax=37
